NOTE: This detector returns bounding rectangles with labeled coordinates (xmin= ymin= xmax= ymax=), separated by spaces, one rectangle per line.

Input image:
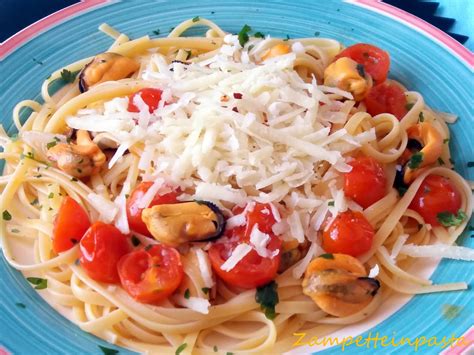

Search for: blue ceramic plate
xmin=1 ymin=1 xmax=473 ymax=354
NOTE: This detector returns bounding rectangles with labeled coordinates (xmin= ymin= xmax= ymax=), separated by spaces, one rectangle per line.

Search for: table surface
xmin=0 ymin=0 xmax=472 ymax=50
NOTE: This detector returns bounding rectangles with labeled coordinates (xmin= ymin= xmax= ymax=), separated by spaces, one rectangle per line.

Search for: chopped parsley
xmin=397 ymin=186 xmax=408 ymax=196
xmin=238 ymin=24 xmax=252 ymax=47
xmin=185 ymin=50 xmax=192 ymax=60
xmin=60 ymin=69 xmax=77 ymax=83
xmin=152 ymin=29 xmax=160 ymax=35
xmin=21 ymin=151 xmax=35 ymax=160
xmin=408 ymin=152 xmax=424 ymax=169
xmin=327 ymin=200 xmax=335 ymax=207
xmin=26 ymin=277 xmax=48 ymax=290
xmin=356 ymin=63 xmax=366 ymax=78
xmin=254 ymin=31 xmax=265 ymax=38
xmin=98 ymin=345 xmax=119 ymax=355
xmin=71 ymin=177 xmax=79 ymax=182
xmin=3 ymin=210 xmax=12 ymax=221
xmin=405 ymin=102 xmax=414 ymax=111
xmin=442 ymin=304 xmax=462 ymax=320
xmin=46 ymin=140 xmax=57 ymax=149
xmin=31 ymin=198 xmax=39 ymax=206
xmin=437 ymin=210 xmax=466 ymax=227
xmin=213 ymin=345 xmax=218 ymax=352
xmin=319 ymin=253 xmax=334 ymax=259
xmin=48 ymin=192 xmax=54 ymax=199
xmin=175 ymin=343 xmax=187 ymax=355
xmin=11 ymin=229 xmax=20 ymax=233
xmin=226 ymin=352 xmax=234 ymax=355
xmin=283 ymin=34 xmax=290 ymax=41
xmin=192 ymin=16 xmax=200 ymax=22
xmin=418 ymin=111 xmax=425 ymax=122
xmin=255 ymin=281 xmax=279 ymax=320
xmin=201 ymin=287 xmax=210 ymax=295
xmin=443 ymin=138 xmax=450 ymax=144
xmin=438 ymin=157 xmax=445 ymax=165
xmin=16 ymin=302 xmax=26 ymax=308
xmin=131 ymin=235 xmax=141 ymax=247
xmin=184 ymin=288 xmax=191 ymax=299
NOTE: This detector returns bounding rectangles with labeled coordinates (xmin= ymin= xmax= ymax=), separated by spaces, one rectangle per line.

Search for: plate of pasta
xmin=1 ymin=1 xmax=473 ymax=354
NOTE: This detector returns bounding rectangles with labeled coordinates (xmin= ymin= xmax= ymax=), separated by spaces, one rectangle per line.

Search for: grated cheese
xmin=194 ymin=248 xmax=214 ymax=288
xmin=174 ymin=295 xmax=211 ymax=314
xmin=249 ymin=224 xmax=279 ymax=259
xmin=400 ymin=244 xmax=474 ymax=261
xmin=87 ymin=193 xmax=118 ymax=223
xmin=220 ymin=243 xmax=252 ymax=271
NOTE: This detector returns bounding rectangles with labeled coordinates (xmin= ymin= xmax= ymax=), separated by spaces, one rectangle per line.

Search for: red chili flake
xmin=233 ymin=93 xmax=243 ymax=99
xmin=232 ymin=107 xmax=239 ymax=113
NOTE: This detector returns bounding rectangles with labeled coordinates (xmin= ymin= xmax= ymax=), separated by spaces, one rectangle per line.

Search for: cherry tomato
xmin=208 ymin=203 xmax=281 ymax=289
xmin=118 ymin=244 xmax=184 ymax=304
xmin=364 ymin=82 xmax=408 ymax=120
xmin=322 ymin=211 xmax=374 ymax=257
xmin=409 ymin=175 xmax=462 ymax=226
xmin=126 ymin=182 xmax=180 ymax=236
xmin=79 ymin=222 xmax=131 ymax=283
xmin=335 ymin=43 xmax=390 ymax=84
xmin=53 ymin=197 xmax=90 ymax=253
xmin=128 ymin=88 xmax=163 ymax=113
xmin=344 ymin=157 xmax=387 ymax=209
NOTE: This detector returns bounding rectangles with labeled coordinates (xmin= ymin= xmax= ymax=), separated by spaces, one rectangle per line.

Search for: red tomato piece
xmin=335 ymin=43 xmax=390 ymax=84
xmin=53 ymin=197 xmax=90 ymax=253
xmin=322 ymin=211 xmax=375 ymax=257
xmin=208 ymin=202 xmax=281 ymax=289
xmin=79 ymin=222 xmax=131 ymax=283
xmin=409 ymin=175 xmax=462 ymax=226
xmin=364 ymin=82 xmax=408 ymax=120
xmin=344 ymin=157 xmax=387 ymax=209
xmin=126 ymin=182 xmax=180 ymax=236
xmin=128 ymin=88 xmax=163 ymax=113
xmin=118 ymin=244 xmax=184 ymax=304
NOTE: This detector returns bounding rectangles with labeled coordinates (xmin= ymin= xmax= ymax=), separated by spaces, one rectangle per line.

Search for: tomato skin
xmin=364 ymin=82 xmax=408 ymax=120
xmin=335 ymin=43 xmax=390 ymax=84
xmin=409 ymin=175 xmax=461 ymax=226
xmin=344 ymin=157 xmax=387 ymax=209
xmin=118 ymin=244 xmax=184 ymax=304
xmin=128 ymin=88 xmax=163 ymax=113
xmin=322 ymin=211 xmax=374 ymax=257
xmin=53 ymin=197 xmax=90 ymax=253
xmin=126 ymin=182 xmax=180 ymax=236
xmin=79 ymin=222 xmax=131 ymax=283
xmin=208 ymin=203 xmax=281 ymax=289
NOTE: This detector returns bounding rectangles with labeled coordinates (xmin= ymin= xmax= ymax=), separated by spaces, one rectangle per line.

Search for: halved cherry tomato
xmin=409 ymin=175 xmax=461 ymax=226
xmin=128 ymin=88 xmax=163 ymax=113
xmin=364 ymin=82 xmax=408 ymax=120
xmin=79 ymin=222 xmax=131 ymax=283
xmin=344 ymin=157 xmax=387 ymax=209
xmin=322 ymin=211 xmax=374 ymax=257
xmin=335 ymin=43 xmax=390 ymax=84
xmin=53 ymin=197 xmax=90 ymax=253
xmin=126 ymin=182 xmax=180 ymax=236
xmin=208 ymin=203 xmax=281 ymax=289
xmin=118 ymin=244 xmax=184 ymax=304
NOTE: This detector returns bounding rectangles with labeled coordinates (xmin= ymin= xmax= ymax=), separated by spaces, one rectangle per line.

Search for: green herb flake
xmin=3 ymin=210 xmax=12 ymax=221
xmin=238 ymin=24 xmax=252 ymax=47
xmin=408 ymin=152 xmax=424 ymax=169
xmin=314 ymin=31 xmax=320 ymax=36
xmin=11 ymin=228 xmax=20 ymax=233
xmin=131 ymin=235 xmax=141 ymax=247
xmin=31 ymin=198 xmax=39 ymax=206
xmin=46 ymin=141 xmax=57 ymax=149
xmin=213 ymin=345 xmax=218 ymax=352
xmin=437 ymin=157 xmax=445 ymax=165
xmin=175 ymin=343 xmax=187 ymax=355
xmin=254 ymin=31 xmax=265 ymax=38
xmin=327 ymin=200 xmax=335 ymax=207
xmin=356 ymin=63 xmax=366 ymax=78
xmin=71 ymin=177 xmax=79 ymax=182
xmin=185 ymin=50 xmax=192 ymax=60
xmin=405 ymin=102 xmax=414 ymax=111
xmin=192 ymin=16 xmax=200 ymax=22
xmin=184 ymin=288 xmax=191 ymax=299
xmin=255 ymin=281 xmax=279 ymax=320
xmin=467 ymin=162 xmax=474 ymax=168
xmin=16 ymin=302 xmax=26 ymax=308
xmin=144 ymin=244 xmax=154 ymax=251
xmin=397 ymin=186 xmax=408 ymax=197
xmin=283 ymin=34 xmax=290 ymax=41
xmin=442 ymin=304 xmax=462 ymax=320
xmin=437 ymin=209 xmax=466 ymax=227
xmin=98 ymin=345 xmax=119 ymax=355
xmin=201 ymin=287 xmax=210 ymax=295
xmin=26 ymin=277 xmax=48 ymax=290
xmin=48 ymin=192 xmax=54 ymax=199
xmin=226 ymin=352 xmax=234 ymax=355
xmin=418 ymin=111 xmax=425 ymax=122
xmin=443 ymin=138 xmax=449 ymax=144
xmin=152 ymin=29 xmax=160 ymax=35
xmin=60 ymin=69 xmax=77 ymax=83
xmin=319 ymin=253 xmax=334 ymax=259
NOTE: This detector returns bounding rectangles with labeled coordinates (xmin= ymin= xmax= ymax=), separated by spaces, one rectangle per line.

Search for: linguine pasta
xmin=0 ymin=19 xmax=472 ymax=354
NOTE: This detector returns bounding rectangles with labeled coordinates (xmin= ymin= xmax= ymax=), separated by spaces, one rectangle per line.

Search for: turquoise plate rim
xmin=1 ymin=1 xmax=473 ymax=354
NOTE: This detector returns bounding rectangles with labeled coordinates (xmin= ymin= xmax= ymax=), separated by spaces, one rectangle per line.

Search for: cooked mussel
xmin=79 ymin=52 xmax=139 ymax=92
xmin=302 ymin=253 xmax=380 ymax=317
xmin=141 ymin=200 xmax=225 ymax=247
